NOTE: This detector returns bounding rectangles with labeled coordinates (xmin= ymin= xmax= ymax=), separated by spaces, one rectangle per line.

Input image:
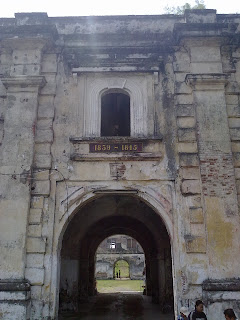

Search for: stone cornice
xmin=69 ymin=136 xmax=163 ymax=143
xmin=1 ymin=75 xmax=46 ymax=92
xmin=0 ymin=25 xmax=58 ymax=43
xmin=203 ymin=279 xmax=240 ymax=291
xmin=185 ymin=73 xmax=229 ymax=91
xmin=0 ymin=279 xmax=30 ymax=292
xmin=174 ymin=22 xmax=239 ymax=44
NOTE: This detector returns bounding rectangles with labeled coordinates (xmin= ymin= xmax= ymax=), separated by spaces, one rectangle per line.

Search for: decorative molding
xmin=1 ymin=75 xmax=46 ymax=92
xmin=72 ymin=66 xmax=160 ymax=72
xmin=185 ymin=73 xmax=229 ymax=91
xmin=70 ymin=152 xmax=162 ymax=162
xmin=203 ymin=279 xmax=240 ymax=291
xmin=69 ymin=136 xmax=163 ymax=143
xmin=0 ymin=280 xmax=30 ymax=292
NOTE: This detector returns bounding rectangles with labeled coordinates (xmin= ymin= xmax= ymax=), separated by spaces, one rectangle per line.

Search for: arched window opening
xmin=101 ymin=92 xmax=130 ymax=136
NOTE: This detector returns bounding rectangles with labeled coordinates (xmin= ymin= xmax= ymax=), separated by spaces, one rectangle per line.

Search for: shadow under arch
xmin=58 ymin=187 xmax=173 ymax=246
xmin=58 ymin=193 xmax=174 ymax=315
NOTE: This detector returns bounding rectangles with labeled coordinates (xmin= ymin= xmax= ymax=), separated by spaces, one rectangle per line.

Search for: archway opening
xmin=101 ymin=91 xmax=130 ymax=136
xmin=59 ymin=194 xmax=174 ymax=316
xmin=115 ymin=260 xmax=130 ymax=279
xmin=95 ymin=235 xmax=145 ymax=294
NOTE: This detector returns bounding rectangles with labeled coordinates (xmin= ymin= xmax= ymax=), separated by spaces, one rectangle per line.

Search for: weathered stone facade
xmin=0 ymin=9 xmax=240 ymax=319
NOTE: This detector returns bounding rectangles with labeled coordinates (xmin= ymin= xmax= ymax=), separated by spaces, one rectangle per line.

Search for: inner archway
xmin=115 ymin=260 xmax=130 ymax=279
xmin=59 ymin=194 xmax=174 ymax=316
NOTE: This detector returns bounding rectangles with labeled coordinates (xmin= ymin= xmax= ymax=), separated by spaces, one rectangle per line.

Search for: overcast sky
xmin=0 ymin=0 xmax=238 ymax=18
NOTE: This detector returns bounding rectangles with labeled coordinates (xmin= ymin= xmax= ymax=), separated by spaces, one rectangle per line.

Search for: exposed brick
xmin=199 ymin=152 xmax=236 ymax=197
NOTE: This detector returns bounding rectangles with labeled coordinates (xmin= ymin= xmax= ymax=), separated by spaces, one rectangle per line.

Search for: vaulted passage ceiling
xmin=61 ymin=195 xmax=170 ymax=260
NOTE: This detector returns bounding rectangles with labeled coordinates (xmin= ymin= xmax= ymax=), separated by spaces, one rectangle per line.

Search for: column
xmin=186 ymin=74 xmax=240 ymax=278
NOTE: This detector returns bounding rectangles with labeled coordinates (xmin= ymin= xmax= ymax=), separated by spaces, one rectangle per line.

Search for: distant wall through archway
xmin=58 ymin=194 xmax=174 ymax=314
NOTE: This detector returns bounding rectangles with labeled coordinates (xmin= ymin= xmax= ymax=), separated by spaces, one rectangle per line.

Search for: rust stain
xmin=206 ymin=197 xmax=233 ymax=264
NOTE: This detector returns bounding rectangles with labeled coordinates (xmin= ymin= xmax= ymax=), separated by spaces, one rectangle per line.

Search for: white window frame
xmin=83 ymin=77 xmax=147 ymax=138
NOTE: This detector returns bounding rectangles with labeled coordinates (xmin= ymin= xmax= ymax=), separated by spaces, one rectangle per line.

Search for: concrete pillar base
xmin=0 ymin=280 xmax=31 ymax=320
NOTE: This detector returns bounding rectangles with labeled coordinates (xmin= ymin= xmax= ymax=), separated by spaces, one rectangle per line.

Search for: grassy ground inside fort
xmin=96 ymin=280 xmax=144 ymax=293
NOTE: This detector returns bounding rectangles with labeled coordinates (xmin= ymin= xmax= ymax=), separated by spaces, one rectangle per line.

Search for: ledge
xmin=93 ymin=189 xmax=138 ymax=194
xmin=0 ymin=280 xmax=30 ymax=292
xmin=203 ymin=279 xmax=240 ymax=291
xmin=174 ymin=22 xmax=238 ymax=43
xmin=185 ymin=73 xmax=229 ymax=91
xmin=2 ymin=75 xmax=46 ymax=91
xmin=69 ymin=136 xmax=163 ymax=143
xmin=70 ymin=152 xmax=163 ymax=161
xmin=72 ymin=66 xmax=160 ymax=73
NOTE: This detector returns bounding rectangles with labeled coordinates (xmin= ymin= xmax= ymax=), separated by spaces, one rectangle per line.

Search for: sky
xmin=0 ymin=0 xmax=238 ymax=18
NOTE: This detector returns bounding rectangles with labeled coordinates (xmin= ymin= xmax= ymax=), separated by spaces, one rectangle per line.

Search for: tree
xmin=164 ymin=0 xmax=206 ymax=15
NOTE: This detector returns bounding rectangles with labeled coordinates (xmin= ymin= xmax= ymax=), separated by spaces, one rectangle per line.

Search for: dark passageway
xmin=59 ymin=195 xmax=174 ymax=317
xmin=59 ymin=292 xmax=174 ymax=319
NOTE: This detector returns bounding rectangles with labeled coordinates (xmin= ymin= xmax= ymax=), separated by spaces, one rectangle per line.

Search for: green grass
xmin=96 ymin=280 xmax=144 ymax=293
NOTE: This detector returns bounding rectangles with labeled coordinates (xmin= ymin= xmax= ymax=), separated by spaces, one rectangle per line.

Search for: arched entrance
xmin=58 ymin=194 xmax=174 ymax=315
xmin=114 ymin=259 xmax=130 ymax=279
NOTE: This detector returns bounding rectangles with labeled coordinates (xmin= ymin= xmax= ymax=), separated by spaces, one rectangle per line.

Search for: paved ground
xmin=59 ymin=292 xmax=174 ymax=320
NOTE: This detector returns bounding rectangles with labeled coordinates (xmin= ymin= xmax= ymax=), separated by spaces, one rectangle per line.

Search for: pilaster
xmin=186 ymin=73 xmax=240 ymax=280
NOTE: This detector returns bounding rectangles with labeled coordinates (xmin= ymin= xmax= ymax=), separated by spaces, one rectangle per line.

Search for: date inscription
xmin=89 ymin=142 xmax=143 ymax=153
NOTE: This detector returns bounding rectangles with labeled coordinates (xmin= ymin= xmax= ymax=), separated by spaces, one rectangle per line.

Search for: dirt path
xmin=59 ymin=293 xmax=174 ymax=320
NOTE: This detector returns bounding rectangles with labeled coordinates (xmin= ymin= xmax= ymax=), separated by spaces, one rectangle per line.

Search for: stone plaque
xmin=89 ymin=142 xmax=143 ymax=153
